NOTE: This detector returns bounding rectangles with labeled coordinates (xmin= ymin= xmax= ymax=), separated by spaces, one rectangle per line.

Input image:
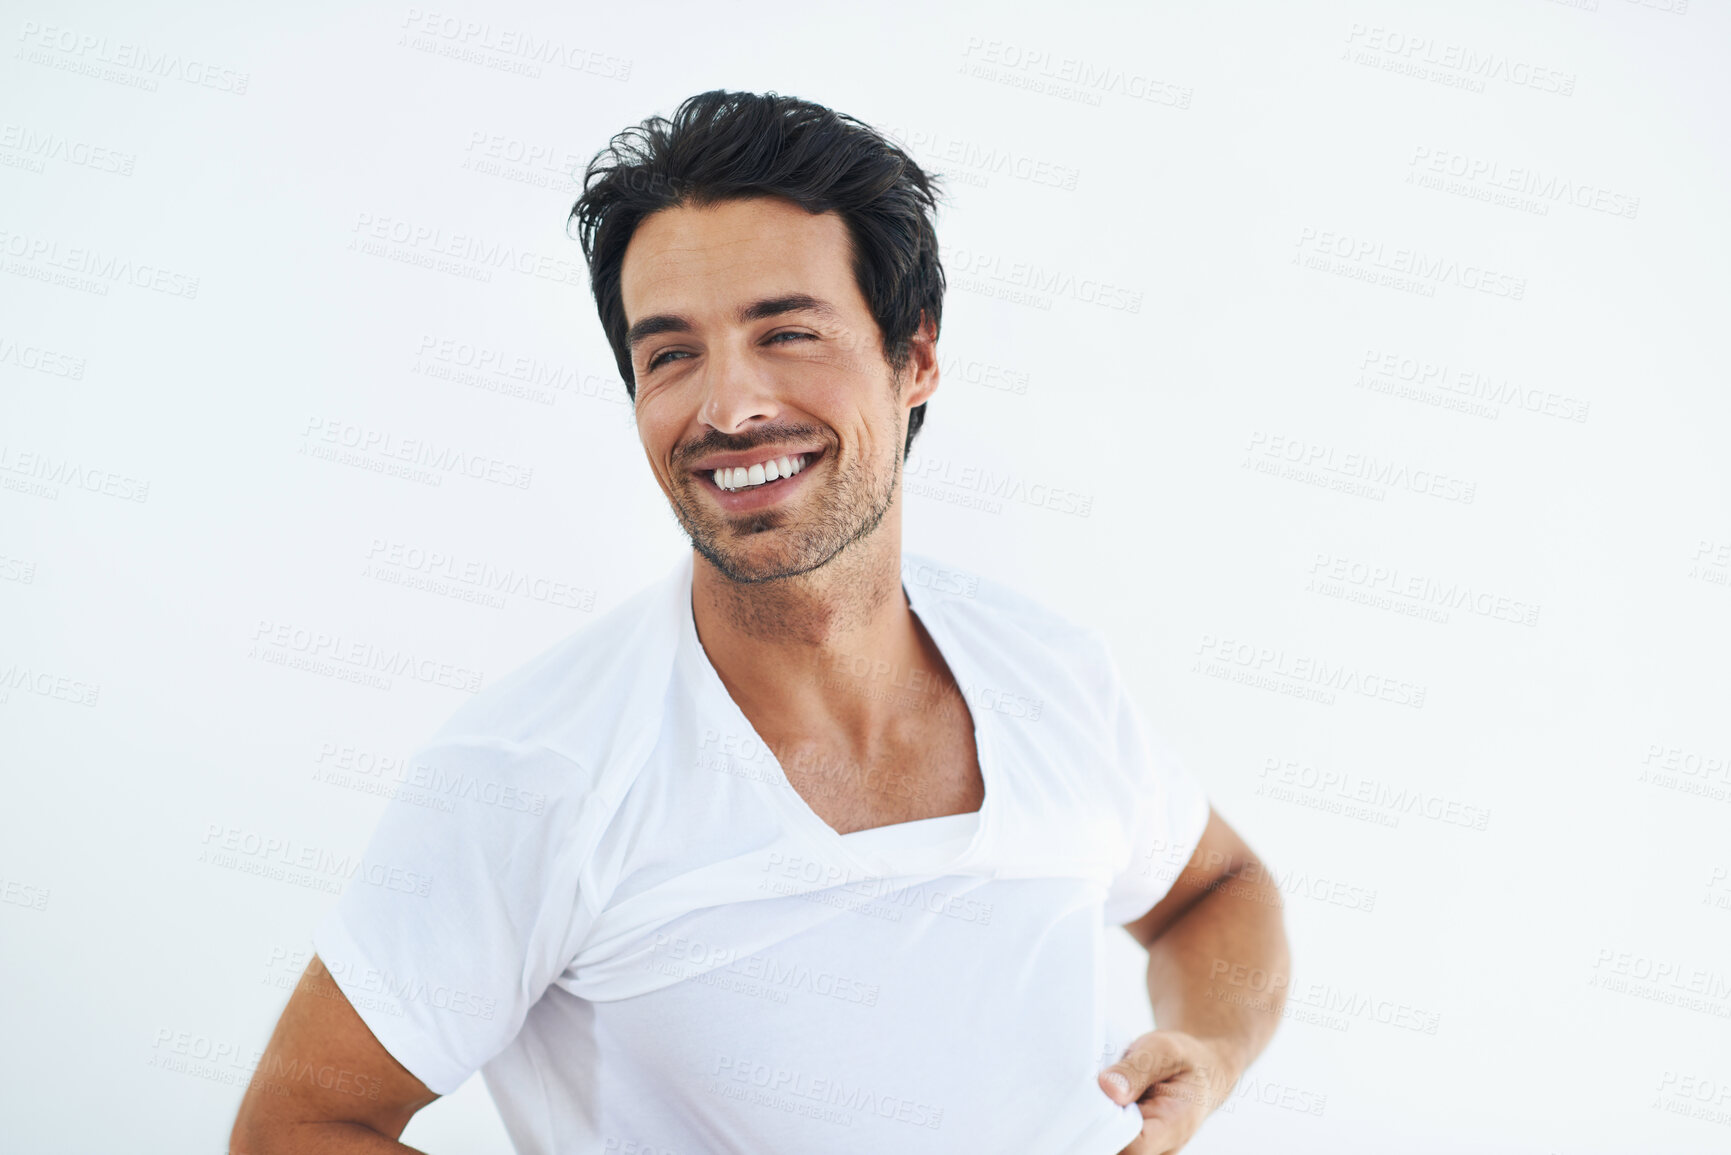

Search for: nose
xmin=698 ymin=339 xmax=782 ymax=434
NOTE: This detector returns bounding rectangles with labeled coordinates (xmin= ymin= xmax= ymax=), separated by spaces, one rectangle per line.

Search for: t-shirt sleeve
xmin=311 ymin=737 xmax=598 ymax=1095
xmin=1099 ymin=671 xmax=1213 ymax=927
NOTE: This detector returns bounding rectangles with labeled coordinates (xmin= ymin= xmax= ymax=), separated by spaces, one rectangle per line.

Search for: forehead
xmin=619 ymin=196 xmax=860 ymax=320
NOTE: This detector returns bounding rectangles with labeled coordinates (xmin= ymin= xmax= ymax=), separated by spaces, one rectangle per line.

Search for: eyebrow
xmin=624 ymin=293 xmax=842 ymax=351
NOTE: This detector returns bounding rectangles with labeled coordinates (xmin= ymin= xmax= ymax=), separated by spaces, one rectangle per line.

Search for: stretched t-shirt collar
xmin=675 ymin=549 xmax=999 ymax=880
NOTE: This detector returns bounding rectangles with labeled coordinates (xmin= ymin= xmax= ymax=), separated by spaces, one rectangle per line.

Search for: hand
xmin=1098 ymin=1030 xmax=1236 ymax=1155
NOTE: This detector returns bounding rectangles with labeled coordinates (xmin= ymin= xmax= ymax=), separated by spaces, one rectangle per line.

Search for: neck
xmin=690 ymin=535 xmax=924 ymax=746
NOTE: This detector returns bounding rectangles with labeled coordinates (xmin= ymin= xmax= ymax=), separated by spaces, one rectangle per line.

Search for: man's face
xmin=620 ymin=195 xmax=934 ymax=584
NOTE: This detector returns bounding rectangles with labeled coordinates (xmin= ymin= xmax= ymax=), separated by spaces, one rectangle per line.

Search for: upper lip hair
xmin=689 ymin=447 xmax=823 ymax=473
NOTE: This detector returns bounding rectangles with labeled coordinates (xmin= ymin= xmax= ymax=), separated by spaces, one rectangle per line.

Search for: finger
xmin=1140 ymin=1069 xmax=1220 ymax=1155
xmin=1117 ymin=1106 xmax=1187 ymax=1155
xmin=1099 ymin=1032 xmax=1191 ymax=1104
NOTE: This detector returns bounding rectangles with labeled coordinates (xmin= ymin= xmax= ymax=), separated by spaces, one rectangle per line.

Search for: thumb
xmin=1098 ymin=1032 xmax=1191 ymax=1106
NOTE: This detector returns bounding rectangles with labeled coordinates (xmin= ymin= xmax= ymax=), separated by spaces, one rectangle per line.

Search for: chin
xmin=700 ymin=531 xmax=843 ymax=585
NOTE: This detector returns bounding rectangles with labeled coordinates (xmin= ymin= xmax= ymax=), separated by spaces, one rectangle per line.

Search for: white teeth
xmin=712 ymin=453 xmax=809 ymax=491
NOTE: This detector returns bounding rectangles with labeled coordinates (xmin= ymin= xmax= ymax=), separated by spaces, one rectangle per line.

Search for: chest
xmin=548 ymin=874 xmax=1136 ymax=1154
xmin=772 ymin=698 xmax=985 ymax=836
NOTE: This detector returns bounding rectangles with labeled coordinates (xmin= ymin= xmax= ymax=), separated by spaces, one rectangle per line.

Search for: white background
xmin=3 ymin=0 xmax=1729 ymax=1151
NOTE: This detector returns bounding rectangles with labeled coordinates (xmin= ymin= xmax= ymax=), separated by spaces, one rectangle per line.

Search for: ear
xmin=900 ymin=311 xmax=941 ymax=410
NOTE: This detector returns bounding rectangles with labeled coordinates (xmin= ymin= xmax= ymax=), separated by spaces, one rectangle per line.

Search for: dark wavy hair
xmin=568 ymin=89 xmax=946 ymax=456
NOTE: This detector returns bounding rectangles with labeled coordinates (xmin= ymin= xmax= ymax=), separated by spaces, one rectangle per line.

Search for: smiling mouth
xmin=698 ymin=448 xmax=824 ymax=493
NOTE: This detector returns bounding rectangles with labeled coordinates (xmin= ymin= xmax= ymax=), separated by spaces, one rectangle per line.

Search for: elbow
xmin=229 ymin=1107 xmax=265 ymax=1155
xmin=230 ymin=1097 xmax=290 ymax=1155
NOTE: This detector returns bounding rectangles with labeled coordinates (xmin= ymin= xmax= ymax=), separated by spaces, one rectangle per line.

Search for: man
xmin=231 ymin=89 xmax=1290 ymax=1155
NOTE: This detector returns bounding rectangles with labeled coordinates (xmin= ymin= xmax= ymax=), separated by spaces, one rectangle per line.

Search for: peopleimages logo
xmin=958 ymin=37 xmax=1193 ymax=109
xmin=1258 ymin=757 xmax=1491 ymax=831
xmin=0 ymin=227 xmax=200 ymax=298
xmin=1342 ymin=23 xmax=1576 ymax=96
xmin=0 ymin=334 xmax=87 ymax=379
xmin=312 ymin=741 xmax=549 ymax=814
xmin=1194 ymin=631 xmax=1427 ymax=710
xmin=904 ymin=451 xmax=1095 ymax=517
xmin=1243 ymin=431 xmax=1477 ymax=505
xmin=0 ymin=444 xmax=149 ymax=502
xmin=946 ymin=247 xmax=1143 ymax=313
xmin=646 ymin=933 xmax=881 ymax=1007
xmin=0 ymin=661 xmax=101 ymax=706
xmin=198 ymin=823 xmax=436 ymax=900
xmin=1294 ymin=227 xmax=1526 ymax=300
xmin=1356 ymin=348 xmax=1590 ymax=423
xmin=249 ymin=618 xmax=485 ymax=694
xmin=302 ymin=417 xmax=534 ymax=490
xmin=712 ymin=1054 xmax=946 ymax=1130
xmin=1407 ymin=146 xmax=1640 ymax=220
xmin=15 ymin=21 xmax=251 ymax=94
xmin=350 ymin=211 xmax=586 ymax=286
xmin=0 ymin=123 xmax=136 ymax=175
xmin=397 ymin=9 xmax=632 ymax=80
xmin=879 ymin=124 xmax=1081 ymax=191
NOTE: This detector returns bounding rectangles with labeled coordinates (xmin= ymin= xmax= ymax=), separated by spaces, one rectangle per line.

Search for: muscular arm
xmin=1106 ymin=807 xmax=1290 ymax=1128
xmin=230 ymin=954 xmax=440 ymax=1155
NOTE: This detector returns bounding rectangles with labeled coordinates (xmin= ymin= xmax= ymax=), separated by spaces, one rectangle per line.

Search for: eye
xmin=767 ymin=331 xmax=817 ymax=346
xmin=646 ymin=348 xmax=691 ymax=370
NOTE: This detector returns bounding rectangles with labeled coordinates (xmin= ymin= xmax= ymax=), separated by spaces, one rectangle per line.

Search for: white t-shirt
xmin=314 ymin=549 xmax=1211 ymax=1155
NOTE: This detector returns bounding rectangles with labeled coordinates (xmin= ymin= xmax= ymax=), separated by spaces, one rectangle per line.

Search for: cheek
xmin=635 ymin=392 xmax=682 ymax=443
xmin=801 ymin=373 xmax=894 ymax=433
xmin=638 ymin=425 xmax=680 ymax=481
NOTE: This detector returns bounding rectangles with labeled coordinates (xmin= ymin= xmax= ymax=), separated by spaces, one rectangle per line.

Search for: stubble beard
xmin=671 ymin=428 xmax=902 ymax=587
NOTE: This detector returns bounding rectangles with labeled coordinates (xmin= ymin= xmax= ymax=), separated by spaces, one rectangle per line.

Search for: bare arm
xmin=1101 ymin=807 xmax=1291 ymax=1152
xmin=230 ymin=954 xmax=440 ymax=1155
xmin=1125 ymin=806 xmax=1290 ymax=1077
